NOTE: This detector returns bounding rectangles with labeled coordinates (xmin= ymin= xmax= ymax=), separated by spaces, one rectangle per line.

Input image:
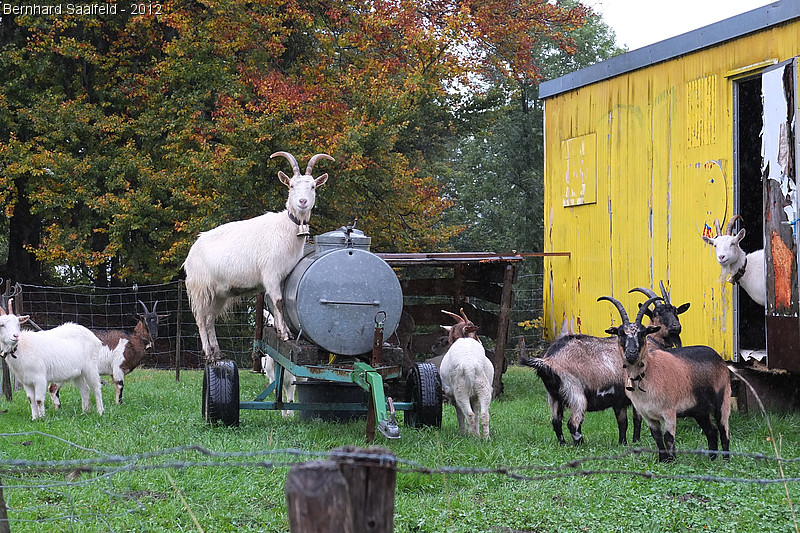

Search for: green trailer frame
xmin=202 ymin=324 xmax=443 ymax=441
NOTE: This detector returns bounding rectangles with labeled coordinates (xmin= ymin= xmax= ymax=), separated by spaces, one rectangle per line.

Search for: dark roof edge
xmin=540 ymin=0 xmax=800 ymax=99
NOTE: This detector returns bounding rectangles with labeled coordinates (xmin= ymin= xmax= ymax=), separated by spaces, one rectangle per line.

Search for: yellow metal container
xmin=540 ymin=2 xmax=800 ymax=363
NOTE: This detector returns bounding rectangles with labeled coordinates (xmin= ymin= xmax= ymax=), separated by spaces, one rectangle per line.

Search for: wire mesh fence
xmin=6 ymin=256 xmax=547 ymax=370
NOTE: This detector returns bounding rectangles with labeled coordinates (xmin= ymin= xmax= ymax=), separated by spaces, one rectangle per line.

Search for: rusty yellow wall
xmin=543 ymin=22 xmax=800 ymax=359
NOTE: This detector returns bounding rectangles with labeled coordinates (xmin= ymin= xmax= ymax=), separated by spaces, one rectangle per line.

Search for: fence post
xmin=175 ymin=280 xmax=183 ymax=382
xmin=252 ymin=293 xmax=265 ymax=372
xmin=493 ymin=263 xmax=515 ymax=396
xmin=1 ymin=281 xmax=12 ymax=402
xmin=0 ymin=480 xmax=9 ymax=533
xmin=285 ymin=446 xmax=396 ymax=533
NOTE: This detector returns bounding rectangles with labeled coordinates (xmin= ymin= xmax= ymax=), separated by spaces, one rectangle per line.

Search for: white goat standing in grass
xmin=49 ymin=300 xmax=165 ymax=406
xmin=702 ymin=215 xmax=765 ymax=306
xmin=0 ymin=300 xmax=104 ymax=420
xmin=184 ymin=151 xmax=333 ymax=361
xmin=439 ymin=309 xmax=494 ymax=439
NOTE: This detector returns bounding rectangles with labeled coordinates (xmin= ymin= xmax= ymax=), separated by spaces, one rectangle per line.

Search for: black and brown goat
xmin=49 ymin=301 xmax=166 ymax=407
xmin=521 ymin=286 xmax=692 ymax=447
xmin=630 ymin=281 xmax=690 ymax=348
xmin=520 ymin=335 xmax=641 ymax=446
xmin=599 ymin=295 xmax=731 ymax=462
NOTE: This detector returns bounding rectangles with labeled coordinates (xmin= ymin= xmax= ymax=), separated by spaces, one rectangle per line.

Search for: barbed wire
xmin=1 ymin=431 xmax=799 ymax=488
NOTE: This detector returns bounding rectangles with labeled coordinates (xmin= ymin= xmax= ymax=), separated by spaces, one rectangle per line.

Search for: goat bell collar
xmin=287 ymin=212 xmax=310 ymax=237
xmin=0 ymin=345 xmax=17 ymax=359
xmin=729 ymin=256 xmax=747 ymax=284
xmin=624 ymin=361 xmax=646 ymax=392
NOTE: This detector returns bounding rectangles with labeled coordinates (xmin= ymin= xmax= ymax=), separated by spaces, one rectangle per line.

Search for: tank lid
xmin=315 ymin=226 xmax=371 ymax=250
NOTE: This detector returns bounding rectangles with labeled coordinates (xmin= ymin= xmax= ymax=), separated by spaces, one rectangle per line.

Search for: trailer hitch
xmin=352 ymin=362 xmax=400 ymax=440
xmin=378 ymin=397 xmax=400 ymax=439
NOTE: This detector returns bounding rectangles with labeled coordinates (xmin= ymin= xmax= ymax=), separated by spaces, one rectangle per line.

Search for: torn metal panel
xmin=761 ymin=59 xmax=800 ymax=370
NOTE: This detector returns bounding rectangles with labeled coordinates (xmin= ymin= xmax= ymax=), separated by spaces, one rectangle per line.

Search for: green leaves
xmin=1 ymin=0 xmax=592 ymax=284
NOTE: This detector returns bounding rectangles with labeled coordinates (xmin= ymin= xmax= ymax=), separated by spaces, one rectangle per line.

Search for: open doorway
xmin=733 ymin=75 xmax=766 ymax=354
xmin=734 ymin=60 xmax=800 ymax=370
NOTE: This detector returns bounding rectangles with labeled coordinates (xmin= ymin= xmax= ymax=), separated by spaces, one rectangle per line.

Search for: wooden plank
xmin=399 ymin=277 xmax=455 ymax=296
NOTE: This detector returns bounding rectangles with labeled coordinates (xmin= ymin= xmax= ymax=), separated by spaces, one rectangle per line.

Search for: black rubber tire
xmin=202 ymin=359 xmax=240 ymax=427
xmin=404 ymin=362 xmax=442 ymax=428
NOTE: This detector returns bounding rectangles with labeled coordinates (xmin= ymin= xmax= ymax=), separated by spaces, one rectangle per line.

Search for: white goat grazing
xmin=184 ymin=151 xmax=333 ymax=361
xmin=438 ymin=310 xmax=494 ymax=438
xmin=702 ymin=215 xmax=765 ymax=306
xmin=0 ymin=301 xmax=104 ymax=420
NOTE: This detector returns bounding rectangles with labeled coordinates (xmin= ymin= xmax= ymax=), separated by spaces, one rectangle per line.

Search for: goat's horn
xmin=634 ymin=296 xmax=663 ymax=326
xmin=441 ymin=310 xmax=464 ymax=323
xmin=629 ymin=287 xmax=658 ymax=299
xmin=138 ymin=300 xmax=149 ymax=314
xmin=152 ymin=300 xmax=159 ymax=313
xmin=7 ymin=298 xmax=13 ymax=315
xmin=597 ymin=296 xmax=630 ymax=325
xmin=459 ymin=307 xmax=470 ymax=322
xmin=714 ymin=218 xmax=722 ymax=237
xmin=725 ymin=214 xmax=743 ymax=236
xmin=0 ymin=300 xmax=5 ymax=316
xmin=305 ymin=153 xmax=334 ymax=176
xmin=658 ymin=280 xmax=671 ymax=305
xmin=271 ymin=151 xmax=302 ymax=176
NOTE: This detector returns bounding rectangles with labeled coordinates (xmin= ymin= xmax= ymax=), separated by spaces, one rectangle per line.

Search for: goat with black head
xmin=629 ymin=281 xmax=690 ymax=348
xmin=599 ymin=295 xmax=731 ymax=462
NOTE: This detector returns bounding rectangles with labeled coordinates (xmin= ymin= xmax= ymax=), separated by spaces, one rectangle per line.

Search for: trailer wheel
xmin=405 ymin=362 xmax=442 ymax=428
xmin=202 ymin=359 xmax=240 ymax=427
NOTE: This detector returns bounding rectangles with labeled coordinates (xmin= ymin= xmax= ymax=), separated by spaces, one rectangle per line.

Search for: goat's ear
xmin=605 ymin=326 xmax=619 ymax=335
xmin=646 ymin=325 xmax=661 ymax=335
xmin=278 ymin=170 xmax=291 ymax=187
xmin=158 ymin=314 xmax=171 ymax=320
xmin=676 ymin=302 xmax=690 ymax=314
xmin=734 ymin=229 xmax=746 ymax=242
xmin=18 ymin=315 xmax=30 ymax=324
xmin=440 ymin=325 xmax=452 ymax=332
xmin=702 ymin=235 xmax=715 ymax=245
xmin=314 ymin=173 xmax=329 ymax=187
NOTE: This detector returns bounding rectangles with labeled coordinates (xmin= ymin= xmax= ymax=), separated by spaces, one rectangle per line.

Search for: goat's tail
xmin=519 ymin=356 xmax=562 ymax=395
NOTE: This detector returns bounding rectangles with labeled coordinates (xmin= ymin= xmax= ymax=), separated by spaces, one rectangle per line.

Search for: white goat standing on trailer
xmin=438 ymin=309 xmax=494 ymax=439
xmin=49 ymin=300 xmax=165 ymax=406
xmin=0 ymin=300 xmax=104 ymax=420
xmin=184 ymin=151 xmax=333 ymax=362
xmin=702 ymin=215 xmax=765 ymax=306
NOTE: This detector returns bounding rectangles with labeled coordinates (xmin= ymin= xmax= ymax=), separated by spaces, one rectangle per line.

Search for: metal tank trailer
xmin=201 ymin=223 xmax=443 ymax=440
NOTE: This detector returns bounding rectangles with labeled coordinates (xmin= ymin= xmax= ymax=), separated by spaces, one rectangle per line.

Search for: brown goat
xmin=599 ymin=295 xmax=731 ymax=462
xmin=49 ymin=301 xmax=165 ymax=406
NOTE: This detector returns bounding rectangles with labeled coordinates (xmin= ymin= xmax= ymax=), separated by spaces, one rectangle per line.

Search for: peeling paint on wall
xmin=771 ymin=231 xmax=794 ymax=310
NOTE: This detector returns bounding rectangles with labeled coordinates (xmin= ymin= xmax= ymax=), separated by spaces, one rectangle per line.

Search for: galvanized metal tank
xmin=283 ymin=226 xmax=403 ymax=355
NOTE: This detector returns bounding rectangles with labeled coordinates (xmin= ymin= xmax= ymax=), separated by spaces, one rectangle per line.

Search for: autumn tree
xmin=442 ymin=2 xmax=622 ymax=257
xmin=0 ymin=0 xmax=587 ymax=285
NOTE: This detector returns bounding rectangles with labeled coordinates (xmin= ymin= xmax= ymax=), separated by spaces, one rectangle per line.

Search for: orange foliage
xmin=1 ymin=0 xmax=586 ymax=283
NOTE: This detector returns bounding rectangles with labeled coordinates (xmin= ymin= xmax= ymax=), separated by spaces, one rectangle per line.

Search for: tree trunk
xmin=4 ymin=179 xmax=43 ymax=283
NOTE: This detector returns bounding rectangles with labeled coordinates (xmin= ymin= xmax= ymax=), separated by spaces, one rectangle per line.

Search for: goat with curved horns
xmin=599 ymin=295 xmax=731 ymax=462
xmin=184 ymin=151 xmax=333 ymax=361
xmin=702 ymin=215 xmax=765 ymax=306
xmin=629 ymin=281 xmax=690 ymax=348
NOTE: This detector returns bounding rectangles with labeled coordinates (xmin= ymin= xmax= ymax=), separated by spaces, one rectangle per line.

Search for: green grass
xmin=1 ymin=365 xmax=799 ymax=532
